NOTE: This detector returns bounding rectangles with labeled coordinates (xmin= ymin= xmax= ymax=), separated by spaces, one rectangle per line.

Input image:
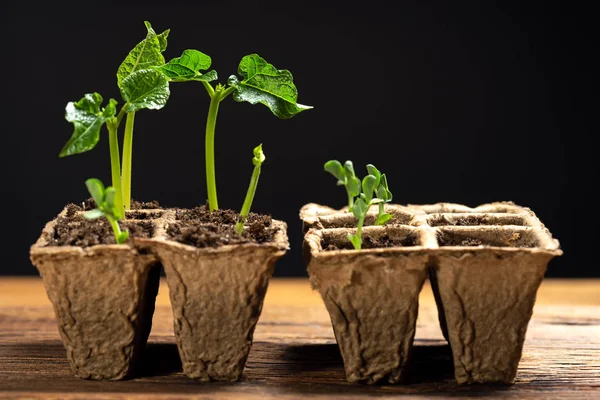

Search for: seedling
xmin=156 ymin=51 xmax=311 ymax=211
xmin=60 ymin=21 xmax=171 ymax=217
xmin=325 ymin=161 xmax=393 ymax=249
xmin=83 ymin=178 xmax=129 ymax=244
xmin=235 ymin=144 xmax=266 ymax=235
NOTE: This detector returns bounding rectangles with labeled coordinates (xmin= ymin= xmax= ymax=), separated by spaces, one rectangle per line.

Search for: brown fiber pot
xmin=300 ymin=202 xmax=562 ymax=385
xmin=301 ymin=204 xmax=433 ymax=384
xmin=29 ymin=207 xmax=161 ymax=380
xmin=410 ymin=202 xmax=563 ymax=384
xmin=138 ymin=209 xmax=289 ymax=381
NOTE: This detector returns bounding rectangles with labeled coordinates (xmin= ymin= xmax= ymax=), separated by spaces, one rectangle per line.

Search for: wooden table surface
xmin=0 ymin=277 xmax=599 ymax=399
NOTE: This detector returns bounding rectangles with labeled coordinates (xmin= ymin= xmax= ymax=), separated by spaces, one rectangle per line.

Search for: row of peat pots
xmin=29 ymin=201 xmax=562 ymax=384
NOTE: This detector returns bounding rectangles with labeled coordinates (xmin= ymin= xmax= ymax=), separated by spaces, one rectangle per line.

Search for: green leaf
xmin=347 ymin=233 xmax=361 ymax=250
xmin=375 ymin=213 xmax=392 ymax=226
xmin=104 ymin=187 xmax=117 ymax=210
xmin=343 ymin=161 xmax=356 ymax=179
xmin=366 ymin=164 xmax=381 ymax=188
xmin=362 ymin=175 xmax=377 ymax=203
xmin=120 ymin=69 xmax=170 ymax=112
xmin=85 ymin=178 xmax=105 ymax=205
xmin=156 ymin=49 xmax=217 ymax=82
xmin=253 ymin=143 xmax=266 ymax=166
xmin=117 ymin=21 xmax=169 ymax=88
xmin=324 ymin=160 xmax=345 ymax=183
xmin=228 ymin=54 xmax=312 ymax=119
xmin=347 ymin=176 xmax=361 ymax=197
xmin=59 ymin=94 xmax=117 ymax=157
xmin=352 ymin=198 xmax=367 ymax=219
xmin=83 ymin=209 xmax=104 ymax=219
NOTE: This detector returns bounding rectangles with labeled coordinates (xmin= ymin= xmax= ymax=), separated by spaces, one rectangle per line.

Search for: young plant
xmin=156 ymin=51 xmax=312 ymax=211
xmin=325 ymin=161 xmax=394 ymax=250
xmin=59 ymin=21 xmax=171 ymax=216
xmin=83 ymin=178 xmax=129 ymax=244
xmin=235 ymin=144 xmax=266 ymax=235
xmin=324 ymin=160 xmax=361 ymax=211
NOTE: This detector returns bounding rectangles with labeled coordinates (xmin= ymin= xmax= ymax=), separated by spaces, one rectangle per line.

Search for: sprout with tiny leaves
xmin=83 ymin=179 xmax=129 ymax=244
xmin=155 ymin=52 xmax=312 ymax=211
xmin=235 ymin=144 xmax=266 ymax=235
xmin=325 ymin=160 xmax=394 ymax=250
xmin=59 ymin=21 xmax=171 ymax=217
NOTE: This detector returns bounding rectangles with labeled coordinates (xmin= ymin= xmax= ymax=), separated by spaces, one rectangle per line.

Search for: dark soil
xmin=428 ymin=214 xmax=526 ymax=227
xmin=49 ymin=204 xmax=154 ymax=247
xmin=437 ymin=235 xmax=484 ymax=247
xmin=323 ymin=234 xmax=418 ymax=251
xmin=167 ymin=206 xmax=276 ymax=248
xmin=81 ymin=198 xmax=161 ymax=211
xmin=126 ymin=211 xmax=164 ymax=220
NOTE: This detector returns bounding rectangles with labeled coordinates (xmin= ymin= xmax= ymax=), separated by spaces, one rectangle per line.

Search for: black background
xmin=2 ymin=1 xmax=594 ymax=277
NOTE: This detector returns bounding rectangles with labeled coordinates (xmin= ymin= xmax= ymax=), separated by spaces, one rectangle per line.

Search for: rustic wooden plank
xmin=0 ymin=278 xmax=599 ymax=399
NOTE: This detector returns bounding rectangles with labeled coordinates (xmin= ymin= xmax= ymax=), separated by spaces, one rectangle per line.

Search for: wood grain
xmin=0 ymin=278 xmax=599 ymax=399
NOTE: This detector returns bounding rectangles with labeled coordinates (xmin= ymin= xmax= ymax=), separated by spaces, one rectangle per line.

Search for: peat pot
xmin=139 ymin=208 xmax=289 ymax=381
xmin=300 ymin=202 xmax=562 ymax=385
xmin=29 ymin=206 xmax=161 ymax=380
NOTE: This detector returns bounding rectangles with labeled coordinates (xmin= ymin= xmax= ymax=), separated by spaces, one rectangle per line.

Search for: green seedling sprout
xmin=155 ymin=51 xmax=312 ymax=211
xmin=235 ymin=144 xmax=266 ymax=235
xmin=83 ymin=178 xmax=129 ymax=244
xmin=324 ymin=160 xmax=361 ymax=210
xmin=59 ymin=22 xmax=171 ymax=217
xmin=325 ymin=161 xmax=394 ymax=250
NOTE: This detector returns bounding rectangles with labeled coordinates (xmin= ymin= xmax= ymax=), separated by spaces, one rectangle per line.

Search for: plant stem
xmin=378 ymin=202 xmax=384 ymax=218
xmin=355 ymin=213 xmax=365 ymax=250
xmin=235 ymin=162 xmax=262 ymax=235
xmin=121 ymin=111 xmax=135 ymax=210
xmin=348 ymin=194 xmax=354 ymax=210
xmin=205 ymin=90 xmax=221 ymax=211
xmin=107 ymin=122 xmax=124 ymax=219
xmin=107 ymin=215 xmax=126 ymax=244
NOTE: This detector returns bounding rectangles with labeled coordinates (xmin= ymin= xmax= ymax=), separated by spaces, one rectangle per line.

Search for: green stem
xmin=107 ymin=215 xmax=127 ymax=244
xmin=205 ymin=91 xmax=221 ymax=211
xmin=121 ymin=111 xmax=135 ymax=210
xmin=107 ymin=122 xmax=124 ymax=219
xmin=355 ymin=213 xmax=365 ymax=250
xmin=378 ymin=202 xmax=384 ymax=218
xmin=220 ymin=85 xmax=236 ymax=100
xmin=235 ymin=163 xmax=262 ymax=235
xmin=348 ymin=194 xmax=354 ymax=210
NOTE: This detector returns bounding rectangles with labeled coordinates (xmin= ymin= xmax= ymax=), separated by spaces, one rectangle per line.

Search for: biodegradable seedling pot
xmin=301 ymin=203 xmax=433 ymax=384
xmin=138 ymin=209 xmax=289 ymax=381
xmin=29 ymin=206 xmax=162 ymax=380
xmin=300 ymin=202 xmax=561 ymax=385
xmin=410 ymin=202 xmax=562 ymax=384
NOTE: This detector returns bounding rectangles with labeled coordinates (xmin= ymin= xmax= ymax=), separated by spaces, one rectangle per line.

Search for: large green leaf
xmin=228 ymin=54 xmax=312 ymax=119
xmin=59 ymin=93 xmax=117 ymax=157
xmin=156 ymin=49 xmax=217 ymax=82
xmin=120 ymin=69 xmax=170 ymax=112
xmin=116 ymin=21 xmax=169 ymax=88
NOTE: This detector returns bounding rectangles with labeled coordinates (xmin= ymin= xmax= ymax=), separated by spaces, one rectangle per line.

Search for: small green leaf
xmin=347 ymin=233 xmax=361 ymax=250
xmin=343 ymin=161 xmax=356 ymax=179
xmin=324 ymin=160 xmax=345 ymax=182
xmin=252 ymin=143 xmax=266 ymax=166
xmin=375 ymin=213 xmax=392 ymax=226
xmin=347 ymin=176 xmax=361 ymax=197
xmin=362 ymin=175 xmax=377 ymax=203
xmin=83 ymin=209 xmax=104 ymax=219
xmin=120 ymin=69 xmax=170 ymax=112
xmin=104 ymin=187 xmax=117 ymax=210
xmin=228 ymin=54 xmax=312 ymax=119
xmin=156 ymin=49 xmax=218 ymax=82
xmin=59 ymin=94 xmax=117 ymax=157
xmin=117 ymin=21 xmax=169 ymax=88
xmin=85 ymin=178 xmax=105 ymax=205
xmin=352 ymin=198 xmax=367 ymax=220
xmin=377 ymin=186 xmax=388 ymax=201
xmin=366 ymin=164 xmax=381 ymax=187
